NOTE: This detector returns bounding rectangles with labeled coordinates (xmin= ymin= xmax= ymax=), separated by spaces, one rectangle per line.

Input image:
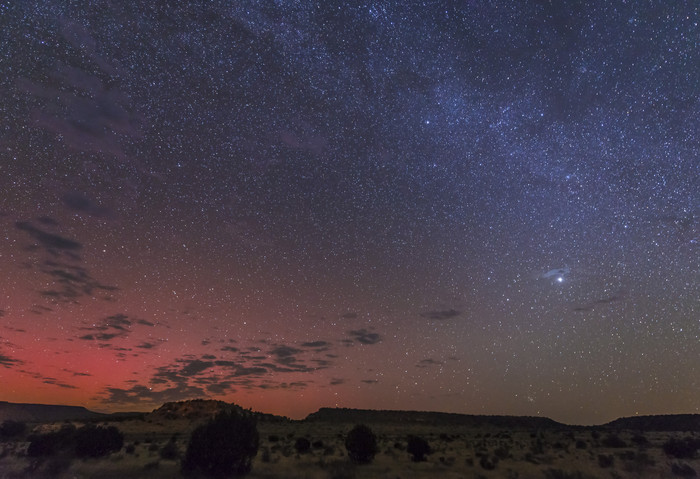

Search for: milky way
xmin=0 ymin=1 xmax=697 ymax=424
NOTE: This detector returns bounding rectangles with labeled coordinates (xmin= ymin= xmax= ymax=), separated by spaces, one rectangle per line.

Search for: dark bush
xmin=160 ymin=440 xmax=179 ymax=460
xmin=631 ymin=433 xmax=649 ymax=446
xmin=125 ymin=443 xmax=136 ymax=454
xmin=312 ymin=440 xmax=324 ymax=449
xmin=406 ymin=435 xmax=431 ymax=462
xmin=182 ymin=410 xmax=259 ymax=477
xmin=344 ymin=424 xmax=377 ymax=464
xmin=267 ymin=435 xmax=280 ymax=442
xmin=294 ymin=437 xmax=311 ymax=454
xmin=575 ymin=439 xmax=587 ymax=449
xmin=74 ymin=425 xmax=124 ymax=458
xmin=598 ymin=454 xmax=614 ymax=468
xmin=27 ymin=425 xmax=77 ymax=457
xmin=601 ymin=433 xmax=627 ymax=448
xmin=671 ymin=462 xmax=697 ymax=477
xmin=479 ymin=454 xmax=498 ymax=470
xmin=0 ymin=420 xmax=26 ymax=439
xmin=664 ymin=437 xmax=700 ymax=459
xmin=494 ymin=444 xmax=511 ymax=459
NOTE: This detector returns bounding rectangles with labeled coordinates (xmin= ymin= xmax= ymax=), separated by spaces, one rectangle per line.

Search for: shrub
xmin=27 ymin=425 xmax=76 ymax=457
xmin=160 ymin=440 xmax=179 ymax=460
xmin=182 ymin=410 xmax=259 ymax=477
xmin=294 ymin=437 xmax=311 ymax=454
xmin=575 ymin=439 xmax=587 ymax=449
xmin=344 ymin=424 xmax=377 ymax=465
xmin=598 ymin=454 xmax=614 ymax=468
xmin=406 ymin=435 xmax=431 ymax=462
xmin=664 ymin=437 xmax=700 ymax=459
xmin=74 ymin=425 xmax=124 ymax=458
xmin=671 ymin=462 xmax=697 ymax=477
xmin=601 ymin=433 xmax=627 ymax=448
xmin=125 ymin=443 xmax=136 ymax=454
xmin=479 ymin=454 xmax=498 ymax=470
xmin=0 ymin=420 xmax=26 ymax=439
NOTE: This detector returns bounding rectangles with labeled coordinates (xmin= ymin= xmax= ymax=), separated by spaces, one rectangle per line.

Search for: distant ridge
xmin=305 ymin=408 xmax=565 ymax=429
xmin=0 ymin=401 xmax=105 ymax=422
xmin=148 ymin=399 xmax=287 ymax=423
xmin=604 ymin=414 xmax=700 ymax=432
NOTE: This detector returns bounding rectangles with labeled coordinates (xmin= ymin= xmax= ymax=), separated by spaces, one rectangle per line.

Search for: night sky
xmin=1 ymin=1 xmax=698 ymax=425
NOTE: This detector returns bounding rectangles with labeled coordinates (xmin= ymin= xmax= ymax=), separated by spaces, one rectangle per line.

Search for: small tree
xmin=406 ymin=435 xmax=431 ymax=462
xmin=345 ymin=424 xmax=377 ymax=464
xmin=0 ymin=420 xmax=26 ymax=439
xmin=182 ymin=410 xmax=259 ymax=477
xmin=294 ymin=437 xmax=311 ymax=454
xmin=74 ymin=425 xmax=124 ymax=458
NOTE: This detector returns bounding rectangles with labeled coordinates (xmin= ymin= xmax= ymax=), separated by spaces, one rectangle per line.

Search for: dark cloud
xmin=347 ymin=329 xmax=382 ymax=345
xmin=29 ymin=304 xmax=54 ymax=315
xmin=136 ymin=342 xmax=157 ymax=349
xmin=221 ymin=346 xmax=239 ymax=352
xmin=77 ymin=313 xmax=141 ymax=342
xmin=300 ymin=340 xmax=330 ymax=348
xmin=0 ymin=352 xmax=24 ymax=368
xmin=417 ymin=358 xmax=444 ymax=368
xmin=136 ymin=319 xmax=155 ymax=327
xmin=37 ymin=216 xmax=59 ymax=226
xmin=179 ymin=359 xmax=214 ymax=377
xmin=420 ymin=309 xmax=461 ymax=320
xmin=361 ymin=379 xmax=379 ymax=384
xmin=18 ymin=19 xmax=141 ymax=163
xmin=330 ymin=378 xmax=345 ymax=385
xmin=103 ymin=384 xmax=205 ymax=405
xmin=15 ymin=221 xmax=82 ymax=252
xmin=341 ymin=312 xmax=358 ymax=319
xmin=572 ymin=290 xmax=626 ymax=313
xmin=207 ymin=382 xmax=234 ymax=394
xmin=42 ymin=378 xmax=78 ymax=389
xmin=0 ymin=310 xmax=4 ymax=318
xmin=269 ymin=345 xmax=302 ymax=357
xmin=61 ymin=192 xmax=114 ymax=219
xmin=15 ymin=220 xmax=117 ymax=302
xmin=63 ymin=369 xmax=92 ymax=377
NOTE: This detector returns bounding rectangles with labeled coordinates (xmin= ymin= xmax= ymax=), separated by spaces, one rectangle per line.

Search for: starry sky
xmin=0 ymin=1 xmax=698 ymax=425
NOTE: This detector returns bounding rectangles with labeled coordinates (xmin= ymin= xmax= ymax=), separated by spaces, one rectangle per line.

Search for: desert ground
xmin=0 ymin=403 xmax=698 ymax=478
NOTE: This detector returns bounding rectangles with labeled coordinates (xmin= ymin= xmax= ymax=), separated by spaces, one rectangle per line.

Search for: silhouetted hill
xmin=147 ymin=399 xmax=288 ymax=423
xmin=604 ymin=414 xmax=700 ymax=431
xmin=305 ymin=408 xmax=565 ymax=429
xmin=0 ymin=401 xmax=106 ymax=422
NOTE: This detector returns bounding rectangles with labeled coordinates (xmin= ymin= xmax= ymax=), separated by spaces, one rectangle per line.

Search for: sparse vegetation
xmin=2 ymin=400 xmax=700 ymax=478
xmin=664 ymin=437 xmax=700 ymax=459
xmin=182 ymin=409 xmax=259 ymax=477
xmin=345 ymin=424 xmax=378 ymax=464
